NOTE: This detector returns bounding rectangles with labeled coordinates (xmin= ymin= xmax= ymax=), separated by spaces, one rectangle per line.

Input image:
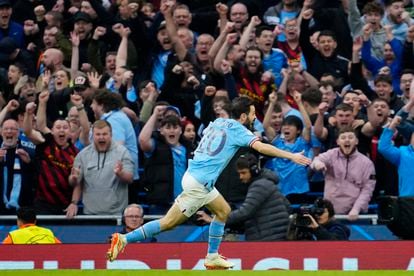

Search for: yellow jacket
xmin=2 ymin=224 xmax=61 ymax=244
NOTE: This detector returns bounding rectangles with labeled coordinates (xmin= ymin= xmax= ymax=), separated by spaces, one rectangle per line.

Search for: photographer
xmin=290 ymin=198 xmax=350 ymax=241
xmin=197 ymin=153 xmax=290 ymax=241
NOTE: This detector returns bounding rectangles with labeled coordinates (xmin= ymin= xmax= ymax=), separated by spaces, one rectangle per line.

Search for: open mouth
xmin=248 ymin=61 xmax=257 ymax=67
xmin=322 ymin=47 xmax=331 ymax=55
xmin=283 ymin=130 xmax=291 ymax=137
xmin=4 ymin=135 xmax=14 ymax=141
xmin=377 ymin=92 xmax=385 ymax=98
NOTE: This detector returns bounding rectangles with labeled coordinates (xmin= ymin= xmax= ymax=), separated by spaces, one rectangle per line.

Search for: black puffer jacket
xmin=226 ymin=169 xmax=290 ymax=241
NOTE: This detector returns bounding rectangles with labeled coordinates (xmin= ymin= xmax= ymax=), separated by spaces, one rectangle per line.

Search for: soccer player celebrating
xmin=107 ymin=97 xmax=311 ymax=269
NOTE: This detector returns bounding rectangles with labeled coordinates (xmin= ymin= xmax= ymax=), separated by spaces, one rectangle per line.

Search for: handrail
xmin=335 ymin=214 xmax=378 ymax=225
xmin=0 ymin=215 xmax=163 ymax=226
xmin=0 ymin=214 xmax=379 ymax=225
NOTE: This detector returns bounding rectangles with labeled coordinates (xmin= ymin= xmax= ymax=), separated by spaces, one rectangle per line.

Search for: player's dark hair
xmin=231 ymin=97 xmax=253 ymax=119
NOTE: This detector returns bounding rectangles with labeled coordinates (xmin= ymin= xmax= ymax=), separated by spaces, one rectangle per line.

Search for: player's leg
xmin=203 ymin=194 xmax=234 ymax=269
xmin=107 ymin=204 xmax=187 ymax=262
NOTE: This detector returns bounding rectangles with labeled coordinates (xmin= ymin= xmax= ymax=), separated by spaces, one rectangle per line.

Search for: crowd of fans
xmin=0 ymin=0 xmax=413 ymax=233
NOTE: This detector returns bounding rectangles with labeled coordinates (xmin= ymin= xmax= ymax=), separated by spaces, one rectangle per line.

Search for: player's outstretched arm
xmin=251 ymin=141 xmax=311 ymax=166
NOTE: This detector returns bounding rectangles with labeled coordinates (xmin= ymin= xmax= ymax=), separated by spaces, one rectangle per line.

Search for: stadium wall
xmin=0 ymin=241 xmax=413 ymax=270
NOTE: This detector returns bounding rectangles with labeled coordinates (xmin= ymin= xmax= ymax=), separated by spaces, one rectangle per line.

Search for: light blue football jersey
xmin=187 ymin=118 xmax=259 ymax=189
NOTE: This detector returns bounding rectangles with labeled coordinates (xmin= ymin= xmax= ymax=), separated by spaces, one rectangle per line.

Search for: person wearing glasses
xmin=0 ymin=118 xmax=34 ymax=215
xmin=120 ymin=203 xmax=157 ymax=243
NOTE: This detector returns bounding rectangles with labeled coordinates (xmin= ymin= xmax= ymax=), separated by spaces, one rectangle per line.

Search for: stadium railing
xmin=0 ymin=214 xmax=379 ymax=225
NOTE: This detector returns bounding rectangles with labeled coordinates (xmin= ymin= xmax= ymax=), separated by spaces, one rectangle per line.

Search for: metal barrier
xmin=0 ymin=214 xmax=163 ymax=226
xmin=0 ymin=214 xmax=379 ymax=225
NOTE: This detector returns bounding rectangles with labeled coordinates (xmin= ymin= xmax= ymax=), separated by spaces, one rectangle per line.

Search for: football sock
xmin=125 ymin=220 xmax=161 ymax=243
xmin=207 ymin=219 xmax=225 ymax=254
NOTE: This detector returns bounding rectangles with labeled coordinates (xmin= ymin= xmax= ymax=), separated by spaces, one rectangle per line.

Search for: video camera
xmin=293 ymin=199 xmax=326 ymax=228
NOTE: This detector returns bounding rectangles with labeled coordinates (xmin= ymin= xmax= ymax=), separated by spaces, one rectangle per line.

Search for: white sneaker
xmin=204 ymin=254 xmax=234 ymax=270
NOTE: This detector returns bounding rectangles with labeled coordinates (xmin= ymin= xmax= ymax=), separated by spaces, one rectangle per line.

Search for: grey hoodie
xmin=74 ymin=141 xmax=134 ymax=215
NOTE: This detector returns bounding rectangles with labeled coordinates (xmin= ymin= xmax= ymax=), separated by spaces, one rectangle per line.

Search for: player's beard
xmin=243 ymin=118 xmax=255 ymax=131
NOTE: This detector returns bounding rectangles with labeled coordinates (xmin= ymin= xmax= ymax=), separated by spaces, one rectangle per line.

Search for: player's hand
xmin=290 ymin=151 xmax=311 ymax=166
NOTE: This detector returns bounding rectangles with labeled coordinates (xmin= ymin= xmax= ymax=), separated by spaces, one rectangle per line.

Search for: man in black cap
xmin=73 ymin=73 xmax=95 ymax=122
xmin=73 ymin=11 xmax=94 ymax=66
xmin=0 ymin=0 xmax=24 ymax=48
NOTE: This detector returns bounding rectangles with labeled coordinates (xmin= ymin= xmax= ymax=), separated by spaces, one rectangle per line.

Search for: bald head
xmin=43 ymin=48 xmax=64 ymax=70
